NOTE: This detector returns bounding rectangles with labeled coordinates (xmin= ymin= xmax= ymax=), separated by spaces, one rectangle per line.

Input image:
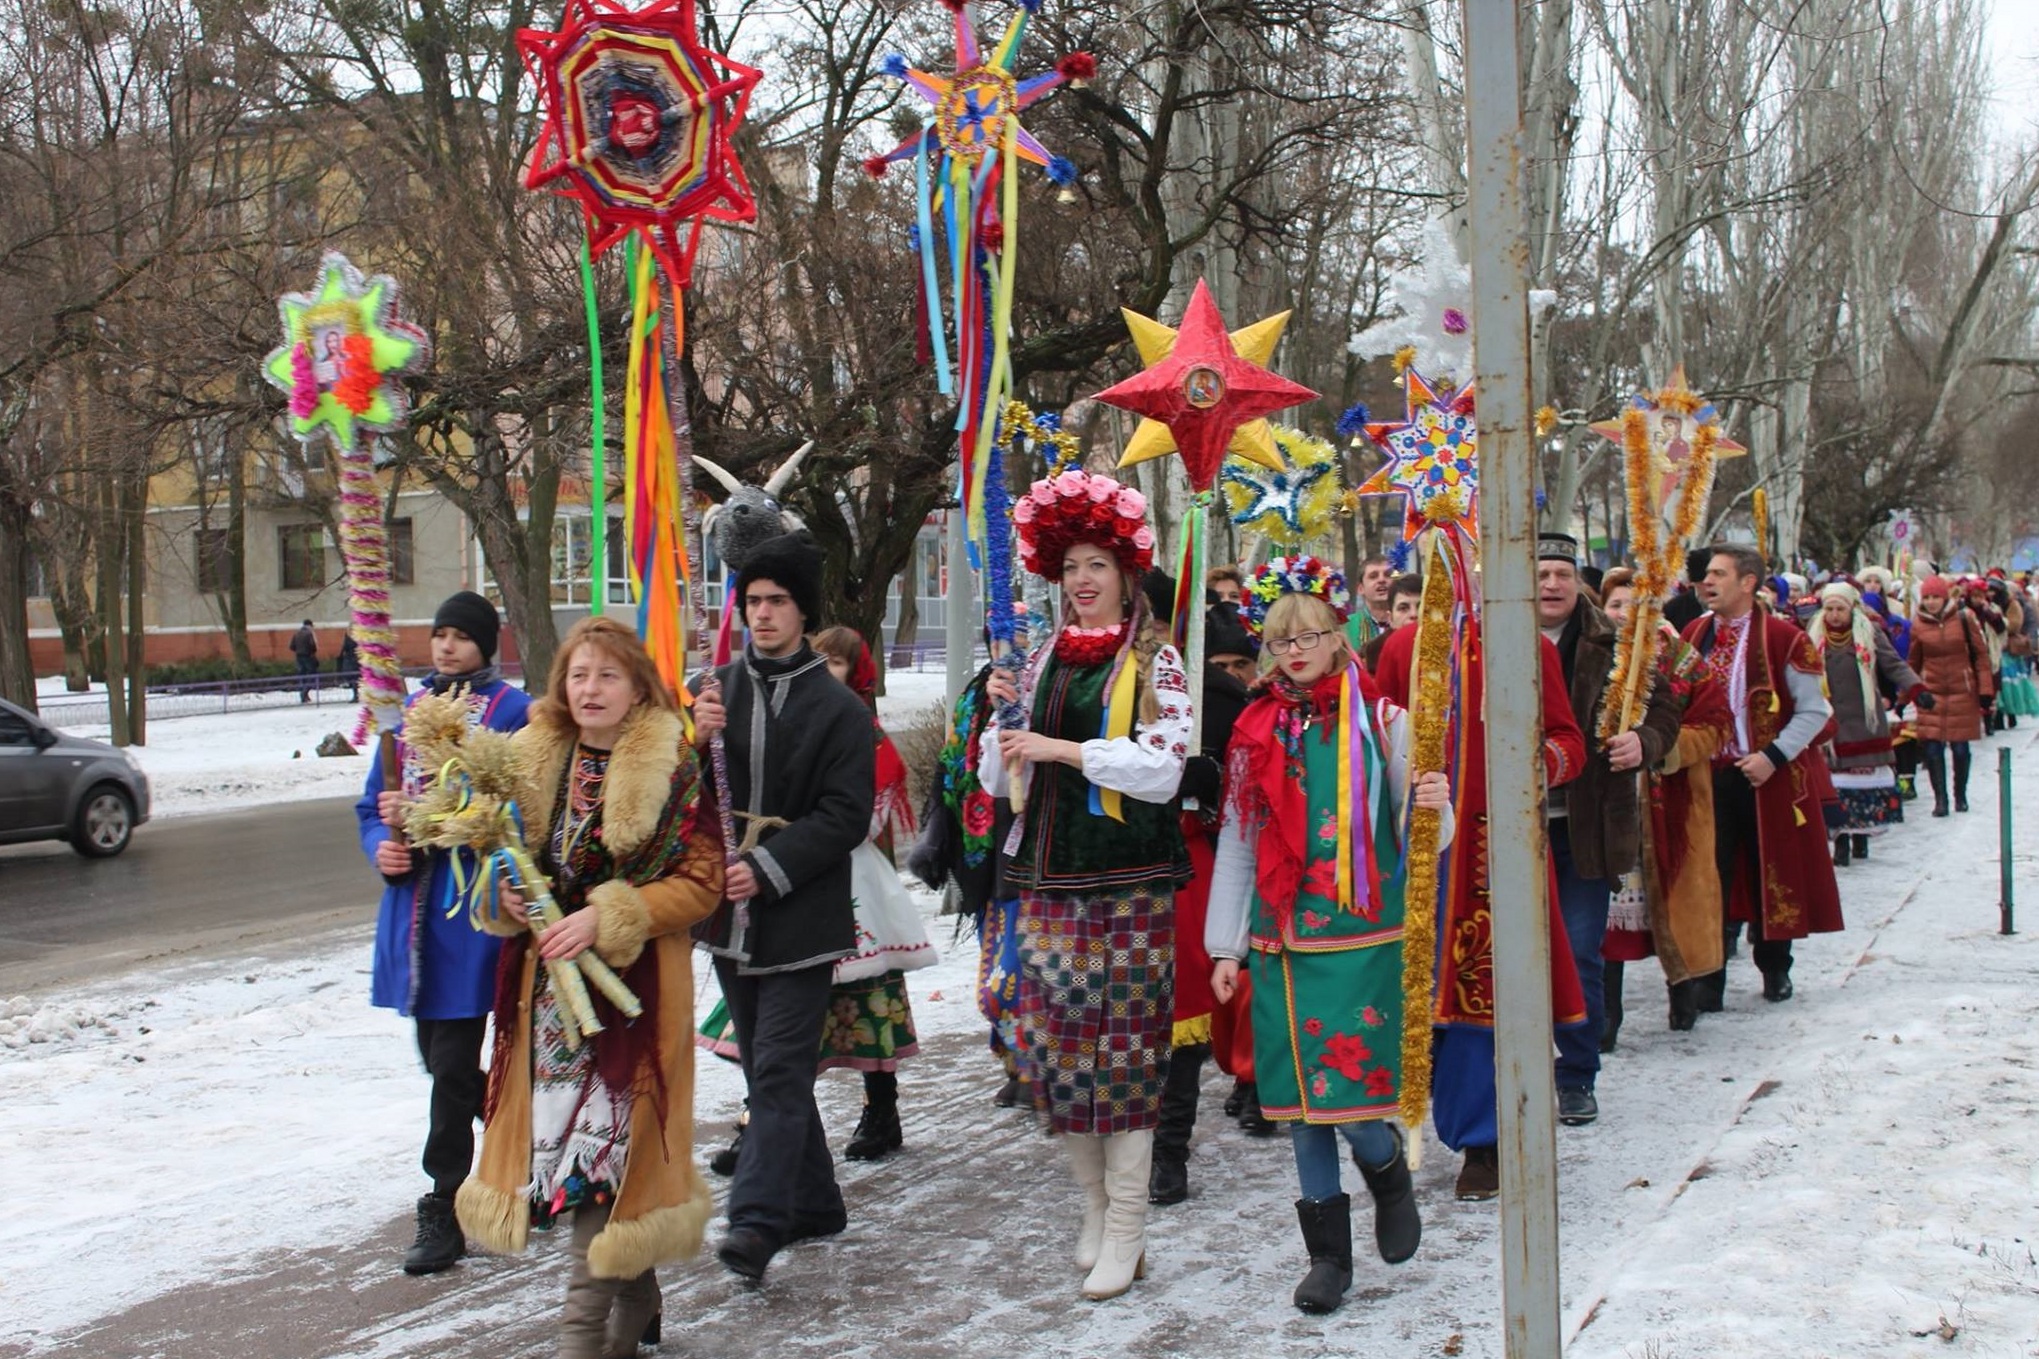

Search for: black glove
xmin=1915 ymin=691 xmax=1938 ymax=712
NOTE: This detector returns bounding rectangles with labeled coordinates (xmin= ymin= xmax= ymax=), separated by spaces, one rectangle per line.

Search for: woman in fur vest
xmin=456 ymin=617 xmax=725 ymax=1359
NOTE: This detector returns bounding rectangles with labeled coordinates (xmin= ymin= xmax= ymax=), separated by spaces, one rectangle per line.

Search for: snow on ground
xmin=9 ymin=705 xmax=2039 ymax=1355
xmin=0 ymin=885 xmax=980 ymax=1347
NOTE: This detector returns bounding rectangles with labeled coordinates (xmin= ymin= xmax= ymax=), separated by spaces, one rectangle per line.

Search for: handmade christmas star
xmin=517 ymin=0 xmax=762 ymax=288
xmin=261 ymin=252 xmax=432 ymax=452
xmin=1357 ymin=367 xmax=1480 ymax=541
xmin=1222 ymin=426 xmax=1342 ymax=547
xmin=1587 ymin=364 xmax=1746 ymax=511
xmin=1118 ymin=308 xmax=1293 ymax=474
xmin=1094 ymin=280 xmax=1319 ymax=493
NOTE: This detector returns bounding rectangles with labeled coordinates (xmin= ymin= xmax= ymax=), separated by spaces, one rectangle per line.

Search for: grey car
xmin=0 ymin=697 xmax=152 ymax=856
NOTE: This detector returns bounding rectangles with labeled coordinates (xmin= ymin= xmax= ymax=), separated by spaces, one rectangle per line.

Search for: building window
xmin=389 ymin=517 xmax=414 ymax=586
xmin=196 ymin=528 xmax=232 ymax=594
xmin=279 ymin=523 xmax=326 ymax=592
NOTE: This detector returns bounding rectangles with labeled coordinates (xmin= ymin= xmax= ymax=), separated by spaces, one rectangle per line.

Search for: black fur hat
xmin=732 ymin=532 xmax=823 ymax=629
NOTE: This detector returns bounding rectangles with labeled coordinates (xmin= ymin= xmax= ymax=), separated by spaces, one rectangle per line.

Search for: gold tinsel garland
xmin=1597 ymin=408 xmax=1722 ymax=741
xmin=1001 ymin=398 xmax=1083 ymax=472
xmin=1751 ymin=486 xmax=1770 ymax=569
xmin=1396 ymin=537 xmax=1455 ymax=1161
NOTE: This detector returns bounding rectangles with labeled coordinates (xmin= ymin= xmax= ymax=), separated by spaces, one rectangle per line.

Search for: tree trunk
xmin=126 ymin=475 xmax=146 ymax=745
xmin=0 ymin=493 xmax=35 ymax=709
xmin=98 ymin=474 xmax=129 ymax=748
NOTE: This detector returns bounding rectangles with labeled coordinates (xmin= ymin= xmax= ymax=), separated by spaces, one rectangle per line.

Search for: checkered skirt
xmin=1018 ymin=886 xmax=1176 ymax=1135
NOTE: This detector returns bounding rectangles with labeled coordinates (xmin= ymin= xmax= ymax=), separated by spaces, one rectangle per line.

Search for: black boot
xmin=403 ymin=1192 xmax=464 ymax=1275
xmin=1953 ymin=744 xmax=1972 ymax=813
xmin=1600 ymin=961 xmax=1624 ymax=1054
xmin=1237 ymin=1081 xmax=1277 ymax=1137
xmin=708 ymin=1105 xmax=748 ymax=1176
xmin=1695 ymin=968 xmax=1727 ymax=1013
xmin=1852 ymin=834 xmax=1869 ymax=861
xmin=1762 ymin=968 xmax=1794 ymax=1002
xmin=1354 ymin=1126 xmax=1421 ymax=1264
xmin=845 ymin=1072 xmax=903 ymax=1161
xmin=1223 ymin=1078 xmax=1249 ymax=1119
xmin=1291 ymin=1196 xmax=1354 ymax=1314
xmin=1667 ymin=979 xmax=1699 ymax=1031
xmin=1149 ymin=1043 xmax=1207 ymax=1205
xmin=1926 ymin=744 xmax=1950 ymax=817
xmin=1833 ymin=835 xmax=1852 ymax=867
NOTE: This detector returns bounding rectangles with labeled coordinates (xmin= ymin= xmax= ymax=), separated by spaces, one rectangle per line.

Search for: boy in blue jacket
xmin=355 ymin=591 xmax=531 ymax=1274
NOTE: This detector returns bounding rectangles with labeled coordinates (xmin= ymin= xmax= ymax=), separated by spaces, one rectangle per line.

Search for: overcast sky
xmin=1985 ymin=0 xmax=2039 ymax=149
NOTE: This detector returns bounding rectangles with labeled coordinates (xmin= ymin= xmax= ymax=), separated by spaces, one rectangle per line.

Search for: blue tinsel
xmin=880 ymin=52 xmax=908 ymax=79
xmin=1534 ymin=487 xmax=1549 ymax=511
xmin=1045 ymin=155 xmax=1077 ymax=187
xmin=1335 ymin=403 xmax=1370 ymax=438
xmin=1034 ymin=410 xmax=1061 ymax=432
xmin=1388 ymin=538 xmax=1415 ymax=572
xmin=1018 ymin=0 xmax=1044 ymax=11
xmin=907 ymin=224 xmax=921 ymax=250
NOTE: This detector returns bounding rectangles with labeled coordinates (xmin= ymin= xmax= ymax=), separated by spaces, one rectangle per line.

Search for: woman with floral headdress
xmin=1202 ymin=557 xmax=1451 ymax=1316
xmin=979 ymin=467 xmax=1190 ymax=1302
xmin=1812 ymin=581 xmax=1927 ymax=865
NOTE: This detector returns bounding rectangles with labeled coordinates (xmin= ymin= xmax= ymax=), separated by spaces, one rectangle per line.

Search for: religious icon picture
xmin=312 ymin=325 xmax=349 ymax=389
xmin=1184 ymin=365 xmax=1226 ymax=410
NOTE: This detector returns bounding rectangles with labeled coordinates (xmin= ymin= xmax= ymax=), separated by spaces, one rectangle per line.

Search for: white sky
xmin=1985 ymin=0 xmax=2039 ymax=148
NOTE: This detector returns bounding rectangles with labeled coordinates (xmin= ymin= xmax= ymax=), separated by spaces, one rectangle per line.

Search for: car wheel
xmin=72 ymin=784 xmax=135 ymax=858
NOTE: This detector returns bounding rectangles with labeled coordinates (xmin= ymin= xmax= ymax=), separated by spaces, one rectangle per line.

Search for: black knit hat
xmin=1141 ymin=570 xmax=1177 ymax=626
xmin=432 ymin=590 xmax=501 ymax=663
xmin=1205 ymin=600 xmax=1256 ymax=660
xmin=734 ymin=532 xmax=823 ymax=629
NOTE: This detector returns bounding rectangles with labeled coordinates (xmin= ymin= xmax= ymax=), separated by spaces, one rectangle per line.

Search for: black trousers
xmin=1711 ymin=765 xmax=1793 ymax=976
xmin=715 ymin=959 xmax=843 ymax=1246
xmin=415 ymin=1016 xmax=488 ymax=1197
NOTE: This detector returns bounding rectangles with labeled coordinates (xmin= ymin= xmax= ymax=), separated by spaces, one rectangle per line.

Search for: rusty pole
xmin=1460 ymin=0 xmax=1564 ymax=1354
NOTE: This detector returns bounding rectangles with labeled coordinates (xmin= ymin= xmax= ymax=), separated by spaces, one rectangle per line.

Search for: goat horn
xmin=692 ymin=455 xmax=744 ymax=496
xmin=762 ymin=440 xmax=815 ymax=498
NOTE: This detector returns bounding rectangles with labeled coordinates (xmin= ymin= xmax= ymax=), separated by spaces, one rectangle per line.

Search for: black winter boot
xmin=1832 ymin=835 xmax=1852 ymax=867
xmin=1291 ymin=1196 xmax=1354 ymax=1314
xmin=1953 ymin=744 xmax=1972 ymax=813
xmin=1926 ymin=745 xmax=1950 ymax=817
xmin=1149 ymin=1043 xmax=1207 ymax=1205
xmin=1237 ymin=1082 xmax=1277 ymax=1137
xmin=1354 ymin=1127 xmax=1422 ymax=1264
xmin=845 ymin=1072 xmax=903 ymax=1161
xmin=1600 ymin=960 xmax=1624 ymax=1053
xmin=1223 ymin=1079 xmax=1249 ymax=1119
xmin=403 ymin=1192 xmax=464 ymax=1275
xmin=708 ymin=1104 xmax=748 ymax=1177
xmin=1852 ymin=834 xmax=1869 ymax=860
xmin=1667 ymin=979 xmax=1699 ymax=1031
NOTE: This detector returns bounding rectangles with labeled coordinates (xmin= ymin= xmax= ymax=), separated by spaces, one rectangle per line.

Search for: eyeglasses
xmin=1265 ymin=630 xmax=1327 ymax=656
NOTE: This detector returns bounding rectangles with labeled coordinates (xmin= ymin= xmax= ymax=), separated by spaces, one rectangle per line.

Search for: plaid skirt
xmin=1018 ymin=885 xmax=1176 ymax=1135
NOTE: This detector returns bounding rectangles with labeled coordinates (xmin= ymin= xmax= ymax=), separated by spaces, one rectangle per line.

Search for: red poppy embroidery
xmin=1301 ymin=858 xmax=1341 ymax=900
xmin=1301 ymin=910 xmax=1330 ymax=930
xmin=1364 ymin=1067 xmax=1396 ymax=1097
xmin=1303 ymin=1016 xmax=1324 ymax=1036
xmin=1360 ymin=1005 xmax=1385 ymax=1028
xmin=1320 ymin=1032 xmax=1372 ymax=1082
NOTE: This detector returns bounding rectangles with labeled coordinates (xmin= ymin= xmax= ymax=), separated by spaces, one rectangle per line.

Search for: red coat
xmin=1375 ymin=623 xmax=1587 ymax=1029
xmin=1681 ymin=608 xmax=1845 ymax=940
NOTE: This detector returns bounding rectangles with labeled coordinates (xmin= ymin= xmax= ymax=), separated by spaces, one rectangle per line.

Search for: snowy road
xmin=0 ymin=796 xmax=370 ymax=995
xmin=5 ymin=730 xmax=2038 ymax=1357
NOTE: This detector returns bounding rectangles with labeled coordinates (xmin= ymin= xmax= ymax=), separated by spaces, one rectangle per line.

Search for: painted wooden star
xmin=1094 ymin=280 xmax=1319 ymax=494
xmin=1118 ymin=306 xmax=1293 ymax=474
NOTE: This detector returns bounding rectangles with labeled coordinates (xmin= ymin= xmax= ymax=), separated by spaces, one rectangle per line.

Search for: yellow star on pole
xmin=1116 ymin=307 xmax=1293 ymax=473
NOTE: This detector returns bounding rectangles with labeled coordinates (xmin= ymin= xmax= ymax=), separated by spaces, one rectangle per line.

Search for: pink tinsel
xmin=290 ymin=344 xmax=318 ymax=418
xmin=1442 ymin=308 xmax=1469 ymax=335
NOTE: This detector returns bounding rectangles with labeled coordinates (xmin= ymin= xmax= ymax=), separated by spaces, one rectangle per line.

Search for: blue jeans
xmin=1550 ymin=818 xmax=1611 ymax=1092
xmin=1289 ymin=1120 xmax=1399 ymax=1202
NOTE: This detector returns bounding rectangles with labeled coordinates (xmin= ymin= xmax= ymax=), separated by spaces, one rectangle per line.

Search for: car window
xmin=0 ymin=713 xmax=36 ymax=746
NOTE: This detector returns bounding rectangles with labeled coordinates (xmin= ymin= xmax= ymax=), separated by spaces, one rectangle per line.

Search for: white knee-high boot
xmin=1083 ymin=1129 xmax=1153 ymax=1299
xmin=1066 ymin=1133 xmax=1109 ymax=1272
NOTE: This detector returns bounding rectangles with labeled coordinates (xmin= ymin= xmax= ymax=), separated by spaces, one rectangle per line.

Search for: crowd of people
xmin=352 ymin=490 xmax=2029 ymax=1355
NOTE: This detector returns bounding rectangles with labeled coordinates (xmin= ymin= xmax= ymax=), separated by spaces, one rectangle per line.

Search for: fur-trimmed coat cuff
xmin=589 ymin=879 xmax=652 ymax=970
xmin=455 ymin=1176 xmax=529 ymax=1259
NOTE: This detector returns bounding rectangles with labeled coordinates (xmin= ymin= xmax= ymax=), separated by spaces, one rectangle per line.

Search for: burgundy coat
xmin=1908 ymin=610 xmax=1992 ymax=743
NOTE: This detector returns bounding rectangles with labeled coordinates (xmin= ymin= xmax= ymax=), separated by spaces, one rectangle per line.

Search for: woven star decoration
xmin=1094 ymin=280 xmax=1319 ymax=493
xmin=261 ymin=252 xmax=432 ymax=452
xmin=1357 ymin=367 xmax=1480 ymax=541
xmin=517 ymin=0 xmax=762 ymax=288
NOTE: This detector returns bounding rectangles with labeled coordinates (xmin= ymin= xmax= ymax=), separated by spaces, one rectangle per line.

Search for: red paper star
xmin=1092 ymin=280 xmax=1320 ymax=493
xmin=518 ymin=0 xmax=761 ymax=288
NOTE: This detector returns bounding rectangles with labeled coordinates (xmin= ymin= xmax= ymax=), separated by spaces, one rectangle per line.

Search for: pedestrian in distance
xmin=354 ymin=589 xmax=531 ymax=1275
xmin=337 ymin=634 xmax=361 ymax=703
xmin=292 ymin=618 xmax=320 ymax=703
xmin=456 ymin=616 xmax=725 ymax=1359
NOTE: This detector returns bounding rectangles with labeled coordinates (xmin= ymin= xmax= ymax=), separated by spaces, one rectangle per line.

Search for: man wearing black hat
xmin=355 ymin=588 xmax=531 ymax=1273
xmin=1536 ymin=534 xmax=1681 ymax=1125
xmin=692 ymin=534 xmax=875 ymax=1283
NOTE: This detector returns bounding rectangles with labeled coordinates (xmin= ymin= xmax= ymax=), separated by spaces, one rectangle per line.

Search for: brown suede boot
xmin=603 ymin=1269 xmax=661 ymax=1358
xmin=562 ymin=1205 xmax=624 ymax=1359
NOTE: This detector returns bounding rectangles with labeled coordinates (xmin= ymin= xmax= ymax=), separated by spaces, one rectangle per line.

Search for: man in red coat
xmin=1375 ymin=617 xmax=1588 ymax=1202
xmin=1684 ymin=545 xmax=1845 ymax=1005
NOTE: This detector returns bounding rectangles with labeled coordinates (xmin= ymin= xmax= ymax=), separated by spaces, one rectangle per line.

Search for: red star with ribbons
xmin=517 ymin=0 xmax=761 ymax=288
xmin=1092 ymin=280 xmax=1319 ymax=493
xmin=1357 ymin=367 xmax=1481 ymax=541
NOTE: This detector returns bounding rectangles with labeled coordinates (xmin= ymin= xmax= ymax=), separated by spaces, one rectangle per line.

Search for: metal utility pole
xmin=1461 ymin=1 xmax=1563 ymax=1355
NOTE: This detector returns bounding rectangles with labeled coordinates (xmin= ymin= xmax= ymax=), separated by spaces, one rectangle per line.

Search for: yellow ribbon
xmin=1096 ymin=649 xmax=1139 ymax=823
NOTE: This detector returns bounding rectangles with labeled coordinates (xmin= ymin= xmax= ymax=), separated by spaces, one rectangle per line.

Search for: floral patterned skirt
xmin=1248 ymin=943 xmax=1403 ymax=1124
xmin=528 ymin=969 xmax=631 ymax=1228
xmin=1018 ymin=886 xmax=1175 ymax=1136
xmin=1832 ymin=766 xmax=1902 ymax=835
xmin=697 ymin=971 xmax=921 ymax=1073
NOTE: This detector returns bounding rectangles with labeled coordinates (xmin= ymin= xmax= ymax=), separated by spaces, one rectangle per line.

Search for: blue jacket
xmin=358 ymin=677 xmax=533 ymax=1019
